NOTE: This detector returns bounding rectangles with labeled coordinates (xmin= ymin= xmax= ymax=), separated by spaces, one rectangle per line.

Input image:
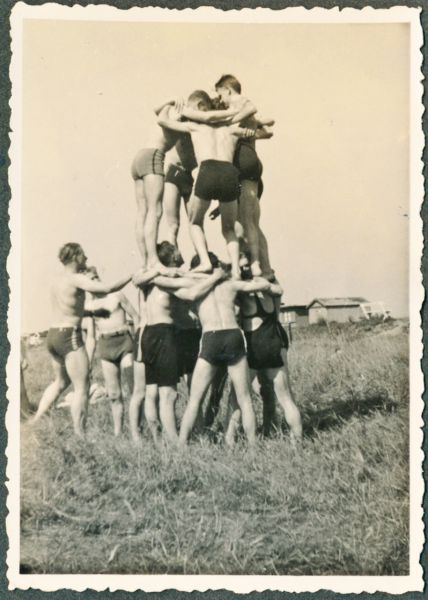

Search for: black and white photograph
xmin=6 ymin=3 xmax=424 ymax=594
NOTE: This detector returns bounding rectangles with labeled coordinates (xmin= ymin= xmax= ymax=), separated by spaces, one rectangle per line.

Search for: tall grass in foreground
xmin=20 ymin=321 xmax=409 ymax=574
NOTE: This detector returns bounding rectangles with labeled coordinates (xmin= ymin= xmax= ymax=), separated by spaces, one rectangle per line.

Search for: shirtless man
xmin=132 ymin=100 xmax=237 ymax=266
xmin=132 ymin=241 xmax=227 ymax=444
xmin=85 ymin=267 xmax=139 ymax=437
xmin=157 ymin=90 xmax=263 ymax=279
xmin=234 ymin=255 xmax=302 ymax=442
xmin=215 ymin=74 xmax=274 ymax=279
xmin=29 ymin=243 xmax=131 ymax=435
xmin=178 ymin=252 xmax=272 ymax=447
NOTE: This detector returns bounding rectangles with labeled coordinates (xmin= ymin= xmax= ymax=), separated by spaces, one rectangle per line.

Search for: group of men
xmin=27 ymin=74 xmax=302 ymax=446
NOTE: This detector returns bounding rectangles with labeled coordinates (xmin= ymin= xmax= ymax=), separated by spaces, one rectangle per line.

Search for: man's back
xmin=51 ymin=272 xmax=85 ymax=326
xmin=197 ymin=279 xmax=238 ymax=331
xmin=191 ymin=124 xmax=240 ymax=164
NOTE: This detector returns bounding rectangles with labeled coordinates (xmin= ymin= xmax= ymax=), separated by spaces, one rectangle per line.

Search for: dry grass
xmin=20 ymin=319 xmax=409 ymax=575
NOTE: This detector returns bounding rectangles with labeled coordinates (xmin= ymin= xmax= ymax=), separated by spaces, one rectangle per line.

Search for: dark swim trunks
xmin=245 ymin=321 xmax=289 ymax=370
xmin=199 ymin=328 xmax=246 ymax=367
xmin=97 ymin=330 xmax=133 ymax=365
xmin=141 ymin=323 xmax=180 ymax=386
xmin=194 ymin=160 xmax=240 ymax=203
xmin=165 ymin=163 xmax=194 ymax=199
xmin=47 ymin=327 xmax=84 ymax=362
xmin=131 ymin=148 xmax=165 ymax=180
xmin=234 ymin=141 xmax=263 ymax=182
xmin=176 ymin=328 xmax=202 ymax=375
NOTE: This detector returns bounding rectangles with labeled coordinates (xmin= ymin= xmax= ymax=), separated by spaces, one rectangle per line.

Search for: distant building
xmin=279 ymin=304 xmax=309 ymax=327
xmin=307 ymin=297 xmax=368 ymax=324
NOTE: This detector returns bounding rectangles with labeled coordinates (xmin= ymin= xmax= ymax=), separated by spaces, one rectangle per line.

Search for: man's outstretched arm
xmin=181 ymin=106 xmax=238 ymax=124
xmin=74 ymin=273 xmax=131 ymax=295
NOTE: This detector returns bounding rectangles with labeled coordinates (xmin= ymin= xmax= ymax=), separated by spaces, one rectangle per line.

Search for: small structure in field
xmin=307 ymin=297 xmax=368 ymax=324
xmin=279 ymin=304 xmax=309 ymax=327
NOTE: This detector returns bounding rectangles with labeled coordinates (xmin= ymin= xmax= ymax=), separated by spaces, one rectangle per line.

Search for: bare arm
xmin=153 ymin=99 xmax=175 ymax=116
xmin=232 ymin=277 xmax=271 ymax=294
xmin=255 ymin=126 xmax=273 ymax=140
xmin=181 ymin=106 xmax=238 ymax=124
xmin=172 ymin=269 xmax=226 ymax=301
xmin=267 ymin=281 xmax=283 ymax=297
xmin=118 ymin=293 xmax=139 ymax=327
xmin=154 ymin=274 xmax=209 ymax=290
xmin=74 ymin=273 xmax=131 ymax=295
xmin=256 ymin=116 xmax=275 ymax=127
xmin=230 ymin=99 xmax=257 ymax=124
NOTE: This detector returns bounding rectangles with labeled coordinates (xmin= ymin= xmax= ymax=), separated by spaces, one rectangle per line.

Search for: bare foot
xmin=191 ymin=262 xmax=213 ymax=274
xmin=251 ymin=262 xmax=262 ymax=277
xmin=231 ymin=269 xmax=241 ymax=280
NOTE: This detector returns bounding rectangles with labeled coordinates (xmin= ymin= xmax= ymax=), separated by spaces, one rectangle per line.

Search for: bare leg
xmin=258 ymin=227 xmax=274 ymax=279
xmin=64 ymin=347 xmax=90 ymax=436
xmin=257 ymin=372 xmax=277 ymax=437
xmin=227 ymin=356 xmax=256 ymax=445
xmin=224 ymin=387 xmax=241 ymax=447
xmin=143 ymin=174 xmax=165 ymax=267
xmin=144 ymin=383 xmax=160 ymax=444
xmin=179 ymin=358 xmax=216 ymax=445
xmin=188 ymin=196 xmax=212 ymax=272
xmin=163 ymin=182 xmax=181 ymax=247
xmin=159 ymin=385 xmax=178 ymax=443
xmin=100 ymin=359 xmax=123 ymax=437
xmin=30 ymin=358 xmax=70 ymax=423
xmin=204 ymin=367 xmax=228 ymax=428
xmin=220 ymin=200 xmax=240 ymax=278
xmin=20 ymin=367 xmax=33 ymax=419
xmin=268 ymin=352 xmax=302 ymax=442
xmin=239 ymin=180 xmax=262 ymax=277
xmin=134 ymin=179 xmax=147 ymax=264
xmin=129 ymin=361 xmax=146 ymax=444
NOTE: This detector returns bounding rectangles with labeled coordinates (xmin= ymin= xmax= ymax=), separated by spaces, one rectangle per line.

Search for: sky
xmin=20 ymin=18 xmax=410 ymax=333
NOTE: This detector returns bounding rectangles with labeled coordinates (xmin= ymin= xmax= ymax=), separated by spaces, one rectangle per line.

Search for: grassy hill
xmin=20 ymin=319 xmax=409 ymax=575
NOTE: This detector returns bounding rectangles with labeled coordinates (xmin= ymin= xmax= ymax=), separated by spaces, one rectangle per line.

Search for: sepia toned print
xmin=6 ymin=3 xmax=424 ymax=594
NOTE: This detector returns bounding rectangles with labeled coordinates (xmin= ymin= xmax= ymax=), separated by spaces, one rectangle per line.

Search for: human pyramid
xmin=29 ymin=75 xmax=302 ymax=446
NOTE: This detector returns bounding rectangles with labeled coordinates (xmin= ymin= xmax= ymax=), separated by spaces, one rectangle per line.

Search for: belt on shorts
xmin=98 ymin=327 xmax=131 ymax=339
xmin=53 ymin=326 xmax=82 ymax=332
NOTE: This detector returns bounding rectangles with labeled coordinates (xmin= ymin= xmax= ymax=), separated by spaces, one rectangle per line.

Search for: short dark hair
xmin=187 ymin=90 xmax=214 ymax=109
xmin=157 ymin=241 xmax=183 ymax=267
xmin=215 ymin=74 xmax=241 ymax=94
xmin=190 ymin=252 xmax=219 ymax=270
xmin=58 ymin=243 xmax=83 ymax=265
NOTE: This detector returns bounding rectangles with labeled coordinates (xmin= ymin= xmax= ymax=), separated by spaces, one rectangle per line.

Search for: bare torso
xmin=175 ymin=134 xmax=198 ymax=172
xmin=230 ymin=95 xmax=257 ymax=150
xmin=50 ymin=272 xmax=86 ymax=327
xmin=88 ymin=293 xmax=128 ymax=334
xmin=191 ymin=125 xmax=239 ymax=164
xmin=147 ymin=113 xmax=181 ymax=153
xmin=145 ymin=285 xmax=174 ymax=325
xmin=196 ymin=280 xmax=239 ymax=331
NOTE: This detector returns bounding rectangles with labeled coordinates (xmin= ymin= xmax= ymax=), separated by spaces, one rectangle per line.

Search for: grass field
xmin=20 ymin=319 xmax=409 ymax=575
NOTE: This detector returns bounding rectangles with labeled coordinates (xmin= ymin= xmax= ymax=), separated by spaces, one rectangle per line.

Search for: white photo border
xmin=6 ymin=2 xmax=425 ymax=593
